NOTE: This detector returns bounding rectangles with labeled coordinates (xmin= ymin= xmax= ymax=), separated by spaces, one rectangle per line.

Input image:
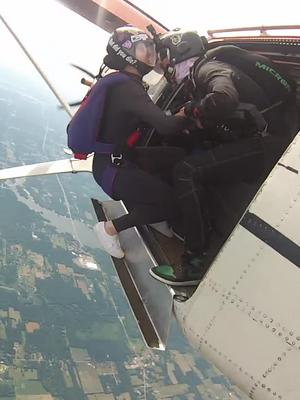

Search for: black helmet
xmin=159 ymin=29 xmax=208 ymax=65
xmin=105 ymin=26 xmax=157 ymax=76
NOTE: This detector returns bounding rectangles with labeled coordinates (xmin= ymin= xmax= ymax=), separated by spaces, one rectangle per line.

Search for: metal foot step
xmin=92 ymin=198 xmax=174 ymax=350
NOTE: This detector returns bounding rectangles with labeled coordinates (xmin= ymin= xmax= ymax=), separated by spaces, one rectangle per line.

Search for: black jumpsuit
xmin=92 ymin=72 xmax=187 ymax=232
xmin=174 ymin=60 xmax=297 ymax=256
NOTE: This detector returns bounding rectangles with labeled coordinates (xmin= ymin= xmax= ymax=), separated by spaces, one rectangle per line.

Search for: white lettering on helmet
xmin=131 ymin=34 xmax=149 ymax=43
xmin=126 ymin=56 xmax=137 ymax=65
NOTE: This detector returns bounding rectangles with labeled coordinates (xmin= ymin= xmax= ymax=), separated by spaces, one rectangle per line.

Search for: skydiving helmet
xmin=105 ymin=26 xmax=157 ymax=76
xmin=158 ymin=29 xmax=208 ymax=81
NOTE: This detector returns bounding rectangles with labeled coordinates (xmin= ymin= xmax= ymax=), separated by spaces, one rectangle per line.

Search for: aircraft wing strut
xmin=0 ymin=156 xmax=93 ymax=181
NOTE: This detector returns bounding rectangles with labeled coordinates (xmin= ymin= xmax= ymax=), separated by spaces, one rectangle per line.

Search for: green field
xmin=0 ymin=322 xmax=6 ymax=340
xmin=75 ymin=321 xmax=123 ymax=342
xmin=14 ymin=380 xmax=47 ymax=396
xmin=9 ymin=368 xmax=38 ymax=381
xmin=0 ymin=397 xmax=16 ymax=400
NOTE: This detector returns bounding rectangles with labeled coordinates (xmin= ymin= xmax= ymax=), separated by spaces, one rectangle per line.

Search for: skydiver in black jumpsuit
xmin=150 ymin=30 xmax=297 ymax=286
xmin=92 ymin=27 xmax=189 ymax=258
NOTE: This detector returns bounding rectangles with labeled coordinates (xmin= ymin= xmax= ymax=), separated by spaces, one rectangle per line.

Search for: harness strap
xmin=99 ymin=163 xmax=119 ymax=197
xmin=94 ymin=142 xmax=114 ymax=154
xmin=73 ymin=142 xmax=115 ymax=160
xmin=90 ymin=132 xmax=140 ymax=196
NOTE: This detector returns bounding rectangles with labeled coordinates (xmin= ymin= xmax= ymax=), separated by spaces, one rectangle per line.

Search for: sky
xmin=0 ymin=0 xmax=299 ymax=103
xmin=131 ymin=0 xmax=300 ymax=33
xmin=0 ymin=0 xmax=109 ymax=101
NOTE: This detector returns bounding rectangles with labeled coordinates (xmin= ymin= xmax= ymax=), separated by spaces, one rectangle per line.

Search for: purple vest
xmin=67 ymin=72 xmax=130 ymax=154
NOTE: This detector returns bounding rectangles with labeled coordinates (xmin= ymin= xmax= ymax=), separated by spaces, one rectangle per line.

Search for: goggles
xmin=134 ymin=39 xmax=157 ymax=67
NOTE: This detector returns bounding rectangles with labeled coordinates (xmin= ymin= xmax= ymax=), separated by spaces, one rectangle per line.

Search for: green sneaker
xmin=149 ymin=264 xmax=202 ymax=287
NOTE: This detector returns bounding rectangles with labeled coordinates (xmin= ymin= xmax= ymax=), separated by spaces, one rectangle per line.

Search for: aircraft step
xmin=91 ymin=198 xmax=174 ymax=350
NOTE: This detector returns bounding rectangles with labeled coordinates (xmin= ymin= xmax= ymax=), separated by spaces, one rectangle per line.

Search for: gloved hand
xmin=184 ymin=101 xmax=204 ymax=129
xmin=184 ymin=101 xmax=203 ymax=118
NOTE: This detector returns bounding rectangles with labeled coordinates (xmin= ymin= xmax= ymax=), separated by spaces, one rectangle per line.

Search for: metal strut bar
xmin=0 ymin=13 xmax=73 ymax=118
xmin=207 ymin=25 xmax=300 ymax=38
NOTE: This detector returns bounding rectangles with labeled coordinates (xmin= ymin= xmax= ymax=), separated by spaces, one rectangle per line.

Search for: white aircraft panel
xmin=175 ymin=279 xmax=225 ymax=343
xmin=250 ymin=138 xmax=300 ymax=244
xmin=178 ymin=292 xmax=290 ymax=399
xmin=253 ymin=166 xmax=299 ymax=224
xmin=272 ymin=209 xmax=300 ymax=248
xmin=205 ymin=226 xmax=265 ymax=289
xmin=252 ymin=176 xmax=300 ymax=250
xmin=233 ymin=233 xmax=300 ymax=337
xmin=261 ymin=349 xmax=300 ymax=400
xmin=204 ymin=305 xmax=287 ymax=389
xmin=174 ymin=132 xmax=300 ymax=399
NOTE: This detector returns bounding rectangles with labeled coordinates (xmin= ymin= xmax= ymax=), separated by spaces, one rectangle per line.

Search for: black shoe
xmin=149 ymin=252 xmax=207 ymax=287
xmin=182 ymin=251 xmax=208 ymax=280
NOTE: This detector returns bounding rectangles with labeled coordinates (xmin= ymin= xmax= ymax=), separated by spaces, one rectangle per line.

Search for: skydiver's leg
xmin=150 ymin=138 xmax=264 ymax=286
xmin=132 ymin=146 xmax=186 ymax=181
xmin=111 ymin=163 xmax=180 ymax=232
xmin=92 ymin=151 xmax=183 ymax=258
xmin=107 ymin=146 xmax=185 ymax=231
xmin=175 ymin=137 xmax=264 ymax=255
xmin=93 ymin=162 xmax=179 ymax=258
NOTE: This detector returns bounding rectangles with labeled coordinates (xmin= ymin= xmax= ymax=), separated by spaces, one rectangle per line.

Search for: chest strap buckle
xmin=111 ymin=154 xmax=123 ymax=166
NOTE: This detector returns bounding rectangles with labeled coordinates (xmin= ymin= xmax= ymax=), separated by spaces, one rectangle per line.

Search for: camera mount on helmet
xmin=160 ymin=29 xmax=208 ymax=64
xmin=153 ymin=28 xmax=208 ymax=82
xmin=146 ymin=25 xmax=177 ymax=81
